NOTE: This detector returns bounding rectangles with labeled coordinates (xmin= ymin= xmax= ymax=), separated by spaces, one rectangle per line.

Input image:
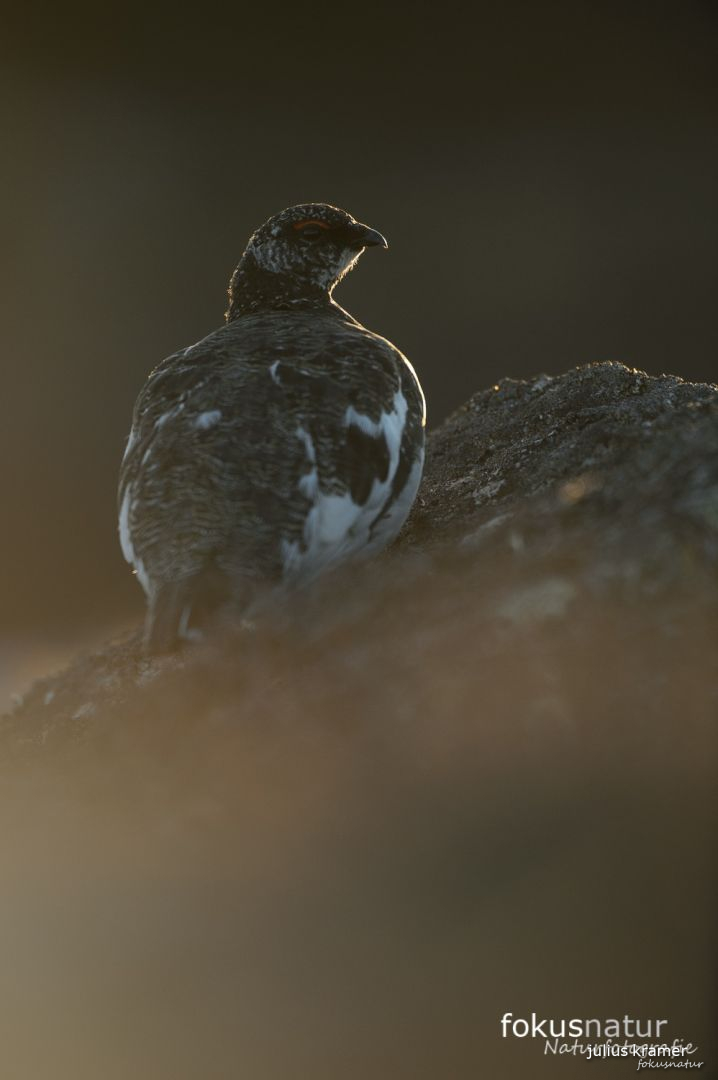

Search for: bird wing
xmin=260 ymin=325 xmax=426 ymax=577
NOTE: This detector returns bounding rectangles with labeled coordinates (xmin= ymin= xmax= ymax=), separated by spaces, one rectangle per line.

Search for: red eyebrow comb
xmin=292 ymin=219 xmax=331 ymax=230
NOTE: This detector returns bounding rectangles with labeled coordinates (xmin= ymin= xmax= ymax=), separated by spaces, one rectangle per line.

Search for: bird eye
xmin=292 ymin=219 xmax=330 ymax=240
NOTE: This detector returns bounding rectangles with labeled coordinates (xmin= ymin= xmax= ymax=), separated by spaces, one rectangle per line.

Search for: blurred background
xmin=1 ymin=0 xmax=716 ymax=698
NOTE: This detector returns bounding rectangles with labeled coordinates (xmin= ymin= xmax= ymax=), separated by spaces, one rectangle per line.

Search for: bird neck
xmin=225 ymin=257 xmax=336 ymax=321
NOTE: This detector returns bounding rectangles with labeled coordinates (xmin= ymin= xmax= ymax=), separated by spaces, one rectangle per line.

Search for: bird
xmin=118 ymin=202 xmax=426 ymax=653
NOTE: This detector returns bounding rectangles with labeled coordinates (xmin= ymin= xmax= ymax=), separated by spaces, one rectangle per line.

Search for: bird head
xmin=240 ymin=203 xmax=387 ymax=295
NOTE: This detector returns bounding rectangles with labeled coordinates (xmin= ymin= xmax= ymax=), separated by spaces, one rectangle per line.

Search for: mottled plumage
xmin=119 ymin=203 xmax=425 ymax=652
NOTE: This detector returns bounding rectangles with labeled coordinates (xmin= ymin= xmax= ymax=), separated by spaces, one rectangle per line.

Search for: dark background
xmin=1 ymin=1 xmax=716 ymax=659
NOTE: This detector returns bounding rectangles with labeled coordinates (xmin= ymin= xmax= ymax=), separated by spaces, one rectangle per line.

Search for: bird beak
xmin=347 ymin=223 xmax=388 ymax=250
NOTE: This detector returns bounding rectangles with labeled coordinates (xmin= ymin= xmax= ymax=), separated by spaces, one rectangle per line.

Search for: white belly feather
xmin=118 ymin=481 xmax=150 ymax=595
xmin=281 ymin=390 xmax=421 ymax=580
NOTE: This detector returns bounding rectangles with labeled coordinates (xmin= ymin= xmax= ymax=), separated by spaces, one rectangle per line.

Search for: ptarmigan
xmin=118 ymin=203 xmax=426 ymax=653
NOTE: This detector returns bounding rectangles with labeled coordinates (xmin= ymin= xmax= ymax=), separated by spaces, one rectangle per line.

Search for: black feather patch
xmin=338 ymin=423 xmax=390 ymax=505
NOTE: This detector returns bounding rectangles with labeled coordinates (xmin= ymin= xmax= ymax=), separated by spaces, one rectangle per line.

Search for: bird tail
xmin=144 ymin=564 xmax=230 ymax=655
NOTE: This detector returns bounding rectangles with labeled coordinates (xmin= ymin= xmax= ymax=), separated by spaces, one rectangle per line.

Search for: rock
xmin=4 ymin=360 xmax=715 ymax=747
xmin=1 ymin=361 xmax=716 ymax=1078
